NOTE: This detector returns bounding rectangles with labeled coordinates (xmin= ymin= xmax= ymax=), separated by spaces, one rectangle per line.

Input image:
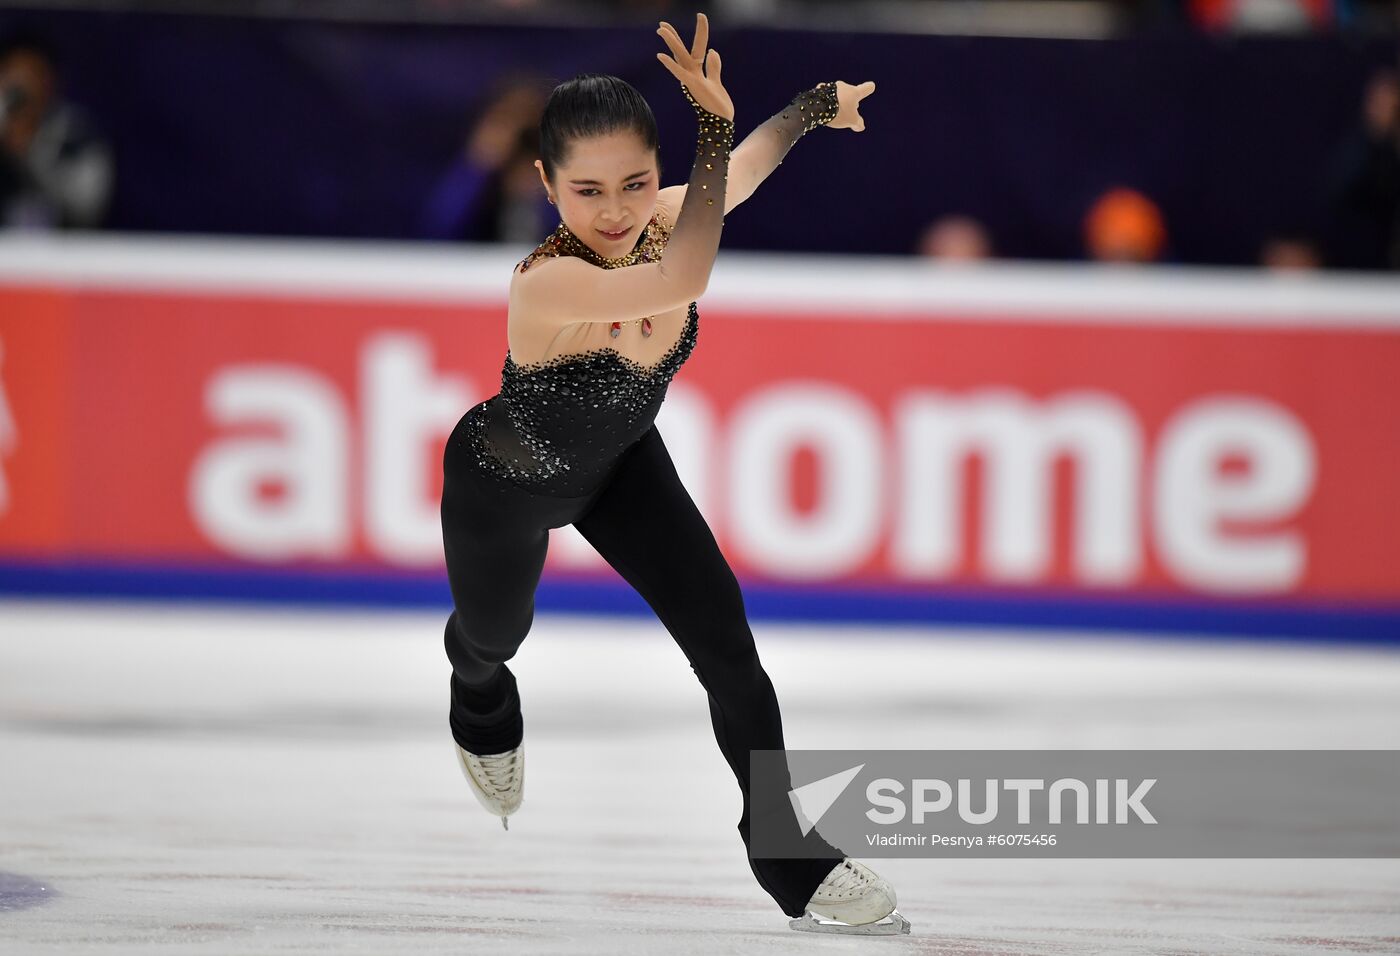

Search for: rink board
xmin=1 ymin=235 xmax=1398 ymax=641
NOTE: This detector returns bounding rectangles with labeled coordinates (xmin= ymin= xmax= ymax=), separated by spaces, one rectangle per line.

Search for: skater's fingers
xmin=656 ymin=52 xmax=686 ymax=82
xmin=690 ymin=11 xmax=709 ymax=61
xmin=657 ymin=22 xmax=692 ymax=64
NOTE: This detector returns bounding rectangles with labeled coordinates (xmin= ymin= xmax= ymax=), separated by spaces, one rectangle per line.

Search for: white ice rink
xmin=2 ymin=597 xmax=1398 ymax=954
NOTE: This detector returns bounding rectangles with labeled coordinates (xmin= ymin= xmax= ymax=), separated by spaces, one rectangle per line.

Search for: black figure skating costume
xmin=440 ymin=81 xmax=845 ymax=918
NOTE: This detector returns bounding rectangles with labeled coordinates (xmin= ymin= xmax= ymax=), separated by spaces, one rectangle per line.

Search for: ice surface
xmin=2 ymin=598 xmax=1398 ymax=954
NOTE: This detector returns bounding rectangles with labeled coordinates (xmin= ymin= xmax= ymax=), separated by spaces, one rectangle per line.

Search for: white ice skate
xmin=454 ymin=742 xmax=523 ymax=830
xmin=789 ymin=858 xmax=911 ymax=935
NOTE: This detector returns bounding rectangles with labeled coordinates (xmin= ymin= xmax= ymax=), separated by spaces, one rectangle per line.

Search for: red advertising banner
xmin=1 ymin=240 xmax=1398 ymax=611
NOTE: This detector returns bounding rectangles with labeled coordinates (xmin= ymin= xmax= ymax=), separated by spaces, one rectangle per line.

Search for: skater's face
xmin=537 ymin=129 xmax=659 ymax=258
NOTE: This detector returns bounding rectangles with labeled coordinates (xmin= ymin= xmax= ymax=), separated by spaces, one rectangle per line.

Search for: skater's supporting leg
xmin=572 ymin=424 xmax=845 ymax=917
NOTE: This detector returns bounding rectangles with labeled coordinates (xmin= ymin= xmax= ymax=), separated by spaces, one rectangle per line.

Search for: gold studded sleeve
xmin=773 ymin=82 xmax=840 ymax=157
xmin=653 ymin=84 xmax=737 ymax=297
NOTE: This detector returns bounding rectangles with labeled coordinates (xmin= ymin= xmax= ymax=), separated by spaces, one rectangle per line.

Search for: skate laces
xmin=473 ymin=749 xmax=521 ymax=792
xmin=816 ymin=860 xmax=871 ymax=900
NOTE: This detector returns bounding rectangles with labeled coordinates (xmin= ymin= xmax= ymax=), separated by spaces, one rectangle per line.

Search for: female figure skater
xmin=439 ymin=13 xmax=905 ymax=935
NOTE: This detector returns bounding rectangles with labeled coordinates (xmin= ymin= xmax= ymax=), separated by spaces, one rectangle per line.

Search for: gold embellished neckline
xmin=552 ymin=217 xmax=651 ymax=268
xmin=518 ymin=209 xmax=671 ymax=274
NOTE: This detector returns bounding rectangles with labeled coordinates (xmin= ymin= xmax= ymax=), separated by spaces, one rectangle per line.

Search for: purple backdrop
xmin=0 ymin=8 xmax=1392 ymax=266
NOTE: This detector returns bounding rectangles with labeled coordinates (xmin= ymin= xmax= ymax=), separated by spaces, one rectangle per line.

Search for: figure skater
xmin=438 ymin=13 xmax=905 ymax=935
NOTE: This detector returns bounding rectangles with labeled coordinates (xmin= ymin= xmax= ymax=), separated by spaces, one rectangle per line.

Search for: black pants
xmin=440 ymin=412 xmax=845 ymax=918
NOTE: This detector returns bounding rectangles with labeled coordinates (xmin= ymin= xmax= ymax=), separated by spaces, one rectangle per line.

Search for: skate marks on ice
xmin=1 ymin=600 xmax=1399 ymax=954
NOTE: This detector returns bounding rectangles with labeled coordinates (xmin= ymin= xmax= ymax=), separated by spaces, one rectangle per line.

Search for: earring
xmin=547 ymin=195 xmax=556 ymax=205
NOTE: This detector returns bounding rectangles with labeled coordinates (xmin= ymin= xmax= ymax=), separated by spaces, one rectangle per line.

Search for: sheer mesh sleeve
xmin=754 ymin=81 xmax=840 ymax=169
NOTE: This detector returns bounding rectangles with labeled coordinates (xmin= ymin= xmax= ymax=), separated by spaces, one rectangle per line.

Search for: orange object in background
xmin=1084 ymin=187 xmax=1168 ymax=263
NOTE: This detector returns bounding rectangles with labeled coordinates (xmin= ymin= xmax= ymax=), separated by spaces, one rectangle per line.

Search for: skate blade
xmin=789 ymin=909 xmax=911 ymax=935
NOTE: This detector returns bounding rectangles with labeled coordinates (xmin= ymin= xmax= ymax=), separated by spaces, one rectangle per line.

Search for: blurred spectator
xmin=1328 ymin=68 xmax=1400 ymax=270
xmin=1260 ymin=235 xmax=1323 ymax=270
xmin=916 ymin=214 xmax=994 ymax=261
xmin=0 ymin=28 xmax=113 ymax=230
xmin=1083 ymin=186 xmax=1168 ymax=262
xmin=418 ymin=75 xmax=554 ymax=243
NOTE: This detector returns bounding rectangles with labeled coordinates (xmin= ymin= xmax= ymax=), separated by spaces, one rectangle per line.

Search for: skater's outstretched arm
xmin=511 ymin=13 xmax=734 ymax=326
xmin=656 ymin=78 xmax=875 ymax=219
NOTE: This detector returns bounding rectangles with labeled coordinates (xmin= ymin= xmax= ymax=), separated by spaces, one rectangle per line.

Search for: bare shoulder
xmin=508 ymin=249 xmax=589 ymax=329
xmin=511 ymin=247 xmax=587 ymax=290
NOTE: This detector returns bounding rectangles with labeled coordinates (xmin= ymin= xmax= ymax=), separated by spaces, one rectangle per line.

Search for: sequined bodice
xmin=460 ymin=218 xmax=700 ymax=497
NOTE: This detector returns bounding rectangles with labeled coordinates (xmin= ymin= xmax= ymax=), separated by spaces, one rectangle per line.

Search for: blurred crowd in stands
xmin=3 ymin=6 xmax=1400 ymax=271
xmin=0 ymin=29 xmax=112 ymax=230
xmin=413 ymin=63 xmax=1400 ymax=272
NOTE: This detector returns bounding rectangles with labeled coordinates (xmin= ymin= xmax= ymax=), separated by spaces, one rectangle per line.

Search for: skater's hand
xmin=656 ymin=13 xmax=734 ymax=122
xmin=828 ymin=80 xmax=875 ymax=132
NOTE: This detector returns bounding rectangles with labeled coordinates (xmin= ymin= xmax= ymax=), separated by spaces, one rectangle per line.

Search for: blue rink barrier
xmin=0 ymin=558 xmax=1396 ymax=647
